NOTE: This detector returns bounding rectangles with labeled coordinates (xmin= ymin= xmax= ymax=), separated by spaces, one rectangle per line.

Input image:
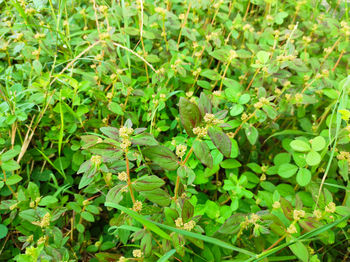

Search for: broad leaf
xmin=143 ymin=146 xmax=179 ymax=170
xmin=106 ymin=184 xmax=125 ymax=204
xmin=133 ymin=175 xmax=165 ymax=191
xmin=208 ymin=127 xmax=231 ymax=158
xmin=192 ymin=140 xmax=213 ymax=168
xmin=131 ymin=133 xmax=158 ymax=146
xmin=140 ymin=188 xmax=171 ymax=206
xmin=179 ymin=97 xmax=202 ymax=137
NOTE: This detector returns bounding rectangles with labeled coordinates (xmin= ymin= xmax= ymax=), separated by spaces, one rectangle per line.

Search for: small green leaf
xmin=230 ymin=104 xmax=244 ymax=116
xmin=310 ymin=136 xmax=326 ymax=152
xmin=296 ymin=168 xmax=311 ymax=186
xmin=278 ymin=163 xmax=298 ymax=178
xmin=200 ymin=69 xmax=221 ymax=81
xmin=306 ymin=150 xmax=321 ymax=166
xmin=5 ymin=175 xmax=22 ymax=185
xmin=177 ymin=165 xmax=196 ymax=185
xmin=288 ymin=240 xmax=309 ymax=262
xmin=1 ymin=160 xmax=20 ymax=172
xmin=220 ymin=159 xmax=241 ymax=169
xmin=290 ymin=140 xmax=311 ymax=152
xmin=81 ymin=211 xmax=95 ymax=222
xmin=256 ymin=51 xmax=270 ymax=64
xmin=244 ymin=125 xmax=259 ymax=145
xmin=39 ymin=196 xmax=58 ymax=206
xmin=108 ymin=102 xmax=124 ymax=115
xmin=182 ymin=199 xmax=194 ymax=223
xmin=1 ymin=145 xmax=21 ymax=162
xmin=0 ymin=224 xmax=8 ymax=239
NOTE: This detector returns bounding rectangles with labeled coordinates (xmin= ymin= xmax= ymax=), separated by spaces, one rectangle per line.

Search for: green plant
xmin=0 ymin=0 xmax=349 ymax=261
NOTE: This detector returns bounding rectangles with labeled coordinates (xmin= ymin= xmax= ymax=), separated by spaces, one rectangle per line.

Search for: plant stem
xmin=177 ymin=2 xmax=192 ymax=47
xmin=264 ymin=234 xmax=287 ymax=252
xmin=174 ymin=175 xmax=181 ymax=201
xmin=2 ymin=169 xmax=16 ymax=197
xmin=125 ymin=153 xmax=135 ymax=203
xmin=173 ymin=147 xmax=193 ymax=201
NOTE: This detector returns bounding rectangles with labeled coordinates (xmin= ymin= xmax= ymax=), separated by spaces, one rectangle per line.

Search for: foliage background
xmin=0 ymin=0 xmax=349 ymax=261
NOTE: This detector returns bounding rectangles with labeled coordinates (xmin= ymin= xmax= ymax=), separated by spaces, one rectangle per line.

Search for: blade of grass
xmin=249 ymin=214 xmax=350 ymax=261
xmin=316 ymin=76 xmax=349 ymax=208
xmin=157 ymin=249 xmax=176 ymax=262
xmin=265 ymin=130 xmax=315 ymax=142
xmin=105 ymin=202 xmax=171 ymax=240
xmin=152 ymin=221 xmax=256 ymax=257
xmin=35 ymin=148 xmax=66 ymax=180
xmin=58 ymin=91 xmax=64 ymax=156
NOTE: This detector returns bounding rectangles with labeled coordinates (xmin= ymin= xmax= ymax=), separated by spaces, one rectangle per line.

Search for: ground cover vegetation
xmin=0 ymin=0 xmax=350 ymax=261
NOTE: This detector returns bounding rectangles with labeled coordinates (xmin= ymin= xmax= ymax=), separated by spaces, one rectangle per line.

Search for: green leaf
xmin=153 ymin=221 xmax=256 ymax=257
xmin=278 ymin=163 xmax=298 ymax=178
xmin=230 ymin=104 xmax=244 ymax=116
xmin=290 ymin=140 xmax=310 ymax=152
xmin=306 ymin=150 xmax=321 ymax=166
xmin=106 ymin=184 xmax=124 ymax=204
xmin=177 ymin=165 xmax=196 ymax=185
xmin=292 ymin=152 xmax=307 ymax=168
xmin=310 ymin=136 xmax=326 ymax=152
xmin=192 ymin=140 xmax=213 ymax=169
xmin=131 ymin=133 xmax=158 ymax=146
xmin=288 ymin=240 xmax=309 ymax=262
xmin=143 ymin=146 xmax=179 ymax=170
xmin=81 ymin=211 xmax=95 ymax=222
xmin=220 ymin=159 xmax=241 ymax=169
xmin=157 ymin=249 xmax=176 ymax=262
xmin=179 ymin=97 xmax=202 ymax=137
xmin=105 ymin=202 xmax=171 ymax=240
xmin=244 ymin=125 xmax=259 ymax=145
xmin=1 ymin=145 xmax=21 ymax=162
xmin=182 ymin=199 xmax=194 ymax=222
xmin=1 ymin=160 xmax=20 ymax=172
xmin=140 ymin=188 xmax=171 ymax=206
xmin=133 ymin=175 xmax=165 ymax=191
xmin=100 ymin=127 xmax=119 ymax=140
xmin=39 ymin=196 xmax=58 ymax=206
xmin=5 ymin=174 xmax=22 ymax=185
xmin=296 ymin=168 xmax=311 ymax=187
xmin=200 ymin=69 xmax=221 ymax=81
xmin=80 ymin=135 xmax=101 ymax=149
xmin=208 ymin=127 xmax=232 ymax=158
xmin=265 ymin=130 xmax=315 ymax=142
xmin=0 ymin=224 xmax=7 ymax=240
xmin=33 ymin=60 xmax=42 ymax=74
xmin=256 ymin=51 xmax=270 ymax=64
xmin=108 ymin=102 xmax=124 ymax=115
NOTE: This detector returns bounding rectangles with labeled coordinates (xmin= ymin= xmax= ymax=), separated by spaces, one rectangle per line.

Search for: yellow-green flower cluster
xmin=119 ymin=126 xmax=134 ymax=151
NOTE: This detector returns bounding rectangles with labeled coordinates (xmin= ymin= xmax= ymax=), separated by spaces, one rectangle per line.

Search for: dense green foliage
xmin=0 ymin=0 xmax=350 ymax=261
